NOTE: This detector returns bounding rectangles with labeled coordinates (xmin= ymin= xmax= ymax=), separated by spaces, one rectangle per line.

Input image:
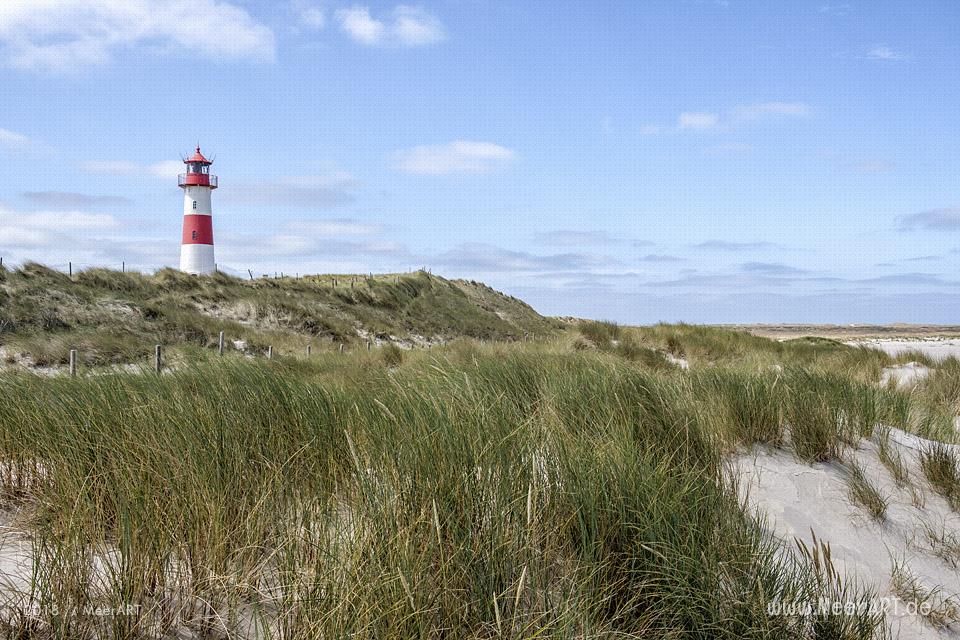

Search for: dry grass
xmin=890 ymin=558 xmax=960 ymax=630
xmin=920 ymin=444 xmax=960 ymax=511
xmin=876 ymin=427 xmax=910 ymax=489
xmin=919 ymin=523 xmax=960 ymax=569
xmin=845 ymin=459 xmax=889 ymax=522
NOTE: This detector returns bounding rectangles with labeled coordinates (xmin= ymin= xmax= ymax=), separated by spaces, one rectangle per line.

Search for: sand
xmin=732 ymin=325 xmax=960 ymax=341
xmin=859 ymin=340 xmax=960 ymax=362
xmin=0 ymin=511 xmax=31 ymax=597
xmin=735 ymin=429 xmax=960 ymax=638
xmin=881 ymin=362 xmax=933 ymax=388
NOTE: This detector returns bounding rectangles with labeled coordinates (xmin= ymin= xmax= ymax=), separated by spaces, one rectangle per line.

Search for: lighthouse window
xmin=192 ymin=201 xmax=197 ymax=210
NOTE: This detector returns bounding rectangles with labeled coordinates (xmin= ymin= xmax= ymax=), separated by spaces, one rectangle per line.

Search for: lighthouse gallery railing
xmin=178 ymin=174 xmax=218 ymax=188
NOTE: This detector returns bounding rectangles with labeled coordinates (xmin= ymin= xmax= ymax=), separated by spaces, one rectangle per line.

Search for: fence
xmin=59 ymin=334 xmax=414 ymax=377
xmin=0 ymin=258 xmax=435 ymax=283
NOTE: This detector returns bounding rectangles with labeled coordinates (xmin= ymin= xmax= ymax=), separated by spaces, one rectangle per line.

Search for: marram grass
xmin=0 ymin=337 xmax=912 ymax=639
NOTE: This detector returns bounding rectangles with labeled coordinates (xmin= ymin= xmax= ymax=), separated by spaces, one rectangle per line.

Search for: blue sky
xmin=0 ymin=0 xmax=958 ymax=323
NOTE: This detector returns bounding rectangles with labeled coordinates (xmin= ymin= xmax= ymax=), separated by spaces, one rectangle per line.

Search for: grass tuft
xmin=920 ymin=444 xmax=960 ymax=510
xmin=890 ymin=557 xmax=960 ymax=629
xmin=845 ymin=459 xmax=888 ymax=522
xmin=577 ymin=320 xmax=621 ymax=347
xmin=875 ymin=426 xmax=910 ymax=488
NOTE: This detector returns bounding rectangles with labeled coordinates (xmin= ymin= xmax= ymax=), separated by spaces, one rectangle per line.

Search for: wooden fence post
xmin=68 ymin=262 xmax=72 ymax=278
xmin=366 ymin=341 xmax=371 ymax=351
xmin=218 ymin=331 xmax=225 ymax=356
xmin=306 ymin=344 xmax=311 ymax=357
xmin=69 ymin=349 xmax=77 ymax=377
xmin=339 ymin=343 xmax=344 ymax=354
xmin=154 ymin=345 xmax=162 ymax=373
xmin=267 ymin=346 xmax=273 ymax=359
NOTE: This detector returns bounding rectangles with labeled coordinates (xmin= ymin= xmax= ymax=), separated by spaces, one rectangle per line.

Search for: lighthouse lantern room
xmin=178 ymin=146 xmax=218 ymax=275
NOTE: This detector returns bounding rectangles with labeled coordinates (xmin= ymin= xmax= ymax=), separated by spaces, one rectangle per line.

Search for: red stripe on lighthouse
xmin=182 ymin=215 xmax=214 ymax=245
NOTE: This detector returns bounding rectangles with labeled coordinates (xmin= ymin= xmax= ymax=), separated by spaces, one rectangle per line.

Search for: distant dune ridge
xmin=0 ymin=261 xmax=559 ymax=367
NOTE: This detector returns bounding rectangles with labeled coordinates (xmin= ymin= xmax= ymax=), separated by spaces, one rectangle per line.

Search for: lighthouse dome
xmin=185 ymin=146 xmax=212 ymax=165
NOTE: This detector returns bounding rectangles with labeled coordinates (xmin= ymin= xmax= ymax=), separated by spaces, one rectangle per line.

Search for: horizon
xmin=1 ymin=1 xmax=958 ymax=324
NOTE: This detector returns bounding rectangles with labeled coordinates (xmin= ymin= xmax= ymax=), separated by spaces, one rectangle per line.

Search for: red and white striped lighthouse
xmin=178 ymin=146 xmax=218 ymax=275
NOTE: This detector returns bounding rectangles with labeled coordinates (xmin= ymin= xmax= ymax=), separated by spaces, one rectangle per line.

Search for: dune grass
xmin=0 ymin=263 xmax=558 ymax=366
xmin=920 ymin=444 xmax=960 ymax=511
xmin=890 ymin=558 xmax=960 ymax=630
xmin=917 ymin=357 xmax=960 ymax=415
xmin=845 ymin=460 xmax=889 ymax=522
xmin=4 ymin=303 xmax=960 ymax=637
xmin=0 ymin=339 xmax=899 ymax=639
xmin=876 ymin=427 xmax=910 ymax=489
xmin=919 ymin=522 xmax=960 ymax=569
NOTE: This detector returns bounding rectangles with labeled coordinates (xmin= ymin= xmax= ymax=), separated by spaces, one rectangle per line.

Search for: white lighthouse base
xmin=180 ymin=244 xmax=215 ymax=275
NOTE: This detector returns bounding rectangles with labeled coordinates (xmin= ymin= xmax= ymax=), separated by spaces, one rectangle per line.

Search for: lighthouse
xmin=178 ymin=146 xmax=218 ymax=275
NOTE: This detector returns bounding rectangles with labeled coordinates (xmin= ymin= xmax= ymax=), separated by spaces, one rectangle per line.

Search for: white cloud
xmin=217 ymin=233 xmax=411 ymax=267
xmin=898 ymin=208 xmax=960 ymax=231
xmin=391 ymin=6 xmax=445 ymax=45
xmin=147 ymin=160 xmax=186 ymax=179
xmin=646 ymin=103 xmax=810 ymax=134
xmin=819 ymin=4 xmax=851 ymax=16
xmin=0 ymin=204 xmax=118 ymax=250
xmin=694 ymin=240 xmax=780 ymax=251
xmin=393 ymin=140 xmax=515 ymax=175
xmin=223 ymin=174 xmax=357 ymax=209
xmin=735 ymin=102 xmax=811 ymax=119
xmin=0 ymin=226 xmax=49 ymax=246
xmin=336 ymin=6 xmax=384 ymax=44
xmin=0 ymin=0 xmax=276 ymax=72
xmin=0 ymin=205 xmax=117 ymax=230
xmin=26 ymin=212 xmax=117 ymax=230
xmin=294 ymin=1 xmax=326 ymax=29
xmin=867 ymin=46 xmax=905 ymax=61
xmin=677 ymin=112 xmax=719 ymax=130
xmin=0 ymin=127 xmax=34 ymax=152
xmin=336 ymin=5 xmax=445 ymax=47
xmin=265 ymin=234 xmax=315 ymax=254
xmin=432 ymin=243 xmax=613 ymax=273
xmin=80 ymin=159 xmax=183 ymax=179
